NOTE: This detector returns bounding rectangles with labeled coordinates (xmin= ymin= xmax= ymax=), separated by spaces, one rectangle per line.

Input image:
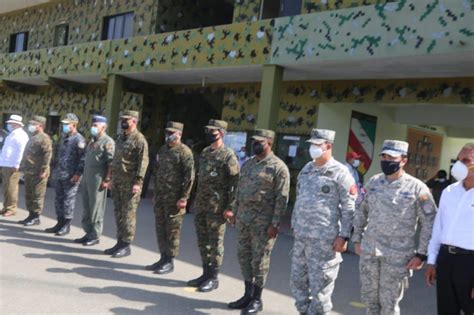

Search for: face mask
xmin=380 ymin=160 xmax=401 ymax=175
xmin=6 ymin=124 xmax=13 ymax=133
xmin=238 ymin=151 xmax=246 ymax=159
xmin=253 ymin=142 xmax=265 ymax=155
xmin=165 ymin=132 xmax=178 ymax=143
xmin=120 ymin=120 xmax=129 ymax=130
xmin=28 ymin=124 xmax=37 ymax=133
xmin=451 ymin=160 xmax=474 ymax=181
xmin=309 ymin=145 xmax=323 ymax=159
xmin=62 ymin=124 xmax=70 ymax=134
xmin=351 ymin=159 xmax=361 ymax=168
xmin=437 ymin=178 xmax=446 ymax=183
xmin=206 ymin=132 xmax=219 ymax=144
xmin=90 ymin=126 xmax=99 ymax=137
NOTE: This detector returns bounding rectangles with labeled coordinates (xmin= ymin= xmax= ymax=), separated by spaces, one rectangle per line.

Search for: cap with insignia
xmin=380 ymin=140 xmax=409 ymax=157
xmin=92 ymin=115 xmax=107 ymax=124
xmin=251 ymin=129 xmax=275 ymax=141
xmin=165 ymin=121 xmax=184 ymax=133
xmin=306 ymin=129 xmax=336 ymax=145
xmin=205 ymin=119 xmax=227 ymax=131
xmin=61 ymin=113 xmax=79 ymax=124
xmin=120 ymin=110 xmax=139 ymax=119
xmin=29 ymin=115 xmax=47 ymax=126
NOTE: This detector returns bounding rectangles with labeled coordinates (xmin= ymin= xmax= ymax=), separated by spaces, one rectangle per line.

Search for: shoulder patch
xmin=349 ymin=184 xmax=358 ymax=195
xmin=419 ymin=194 xmax=429 ymax=202
xmin=78 ymin=140 xmax=86 ymax=149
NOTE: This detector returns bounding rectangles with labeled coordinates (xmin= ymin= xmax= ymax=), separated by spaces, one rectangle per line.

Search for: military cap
xmin=251 ymin=129 xmax=275 ymax=141
xmin=29 ymin=115 xmax=47 ymax=126
xmin=61 ymin=113 xmax=79 ymax=124
xmin=92 ymin=115 xmax=107 ymax=124
xmin=205 ymin=119 xmax=228 ymax=131
xmin=120 ymin=110 xmax=139 ymax=119
xmin=165 ymin=121 xmax=184 ymax=133
xmin=380 ymin=140 xmax=409 ymax=157
xmin=306 ymin=129 xmax=336 ymax=145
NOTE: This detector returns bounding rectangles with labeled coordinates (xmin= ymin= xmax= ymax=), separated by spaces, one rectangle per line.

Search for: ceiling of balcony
xmin=0 ymin=0 xmax=52 ymax=14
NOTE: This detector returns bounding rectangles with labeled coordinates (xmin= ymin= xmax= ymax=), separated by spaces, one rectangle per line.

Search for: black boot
xmin=154 ymin=255 xmax=174 ymax=274
xmin=241 ymin=285 xmax=263 ymax=314
xmin=228 ymin=281 xmax=254 ymax=309
xmin=112 ymin=241 xmax=131 ymax=258
xmin=187 ymin=265 xmax=209 ymax=287
xmin=145 ymin=254 xmax=165 ymax=271
xmin=198 ymin=266 xmax=219 ymax=292
xmin=23 ymin=214 xmax=40 ymax=226
xmin=55 ymin=218 xmax=72 ymax=236
xmin=74 ymin=234 xmax=89 ymax=244
xmin=18 ymin=213 xmax=34 ymax=225
xmin=45 ymin=218 xmax=64 ymax=233
xmin=104 ymin=240 xmax=122 ymax=255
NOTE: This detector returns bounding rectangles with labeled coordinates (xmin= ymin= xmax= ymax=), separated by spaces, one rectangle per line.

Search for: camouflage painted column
xmin=256 ymin=65 xmax=284 ymax=131
xmin=105 ymin=74 xmax=123 ymax=136
xmin=233 ymin=0 xmax=262 ymax=23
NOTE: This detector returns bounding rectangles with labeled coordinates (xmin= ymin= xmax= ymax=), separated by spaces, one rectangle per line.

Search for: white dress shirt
xmin=427 ymin=181 xmax=474 ymax=264
xmin=0 ymin=127 xmax=29 ymax=168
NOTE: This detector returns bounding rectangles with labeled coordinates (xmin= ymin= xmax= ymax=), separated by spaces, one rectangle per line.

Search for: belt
xmin=441 ymin=244 xmax=474 ymax=255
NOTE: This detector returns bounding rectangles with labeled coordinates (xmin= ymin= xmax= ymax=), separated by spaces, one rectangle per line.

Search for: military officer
xmin=224 ymin=129 xmax=290 ymax=314
xmin=145 ymin=121 xmax=194 ymax=274
xmin=352 ymin=140 xmax=437 ymax=315
xmin=18 ymin=116 xmax=53 ymax=226
xmin=45 ymin=113 xmax=86 ymax=236
xmin=290 ymin=129 xmax=357 ymax=315
xmin=74 ymin=115 xmax=115 ymax=246
xmin=105 ymin=110 xmax=149 ymax=258
xmin=187 ymin=119 xmax=240 ymax=292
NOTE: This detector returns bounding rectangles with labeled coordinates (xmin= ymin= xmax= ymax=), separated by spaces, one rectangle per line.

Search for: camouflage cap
xmin=61 ymin=113 xmax=79 ymax=124
xmin=29 ymin=115 xmax=47 ymax=126
xmin=165 ymin=121 xmax=184 ymax=133
xmin=120 ymin=110 xmax=139 ymax=119
xmin=205 ymin=119 xmax=228 ymax=131
xmin=306 ymin=128 xmax=336 ymax=145
xmin=251 ymin=129 xmax=275 ymax=141
xmin=380 ymin=140 xmax=409 ymax=157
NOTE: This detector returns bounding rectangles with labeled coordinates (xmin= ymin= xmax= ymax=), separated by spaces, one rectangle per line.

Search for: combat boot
xmin=228 ymin=281 xmax=254 ymax=309
xmin=112 ymin=241 xmax=131 ymax=258
xmin=154 ymin=255 xmax=174 ymax=274
xmin=18 ymin=213 xmax=34 ymax=225
xmin=24 ymin=215 xmax=40 ymax=226
xmin=241 ymin=285 xmax=263 ymax=314
xmin=104 ymin=240 xmax=122 ymax=255
xmin=45 ymin=217 xmax=64 ymax=233
xmin=55 ymin=218 xmax=72 ymax=236
xmin=145 ymin=253 xmax=166 ymax=271
xmin=198 ymin=266 xmax=219 ymax=292
xmin=187 ymin=264 xmax=209 ymax=287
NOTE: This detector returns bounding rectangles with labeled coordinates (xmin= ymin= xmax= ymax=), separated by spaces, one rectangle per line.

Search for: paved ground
xmin=0 ymin=186 xmax=436 ymax=314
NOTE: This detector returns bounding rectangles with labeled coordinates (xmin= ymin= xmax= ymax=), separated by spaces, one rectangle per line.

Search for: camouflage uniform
xmin=20 ymin=116 xmax=53 ymax=217
xmin=111 ymin=114 xmax=149 ymax=244
xmin=194 ymin=120 xmax=240 ymax=269
xmin=352 ymin=140 xmax=436 ymax=315
xmin=154 ymin=122 xmax=194 ymax=258
xmin=291 ymin=129 xmax=356 ymax=315
xmin=79 ymin=118 xmax=115 ymax=240
xmin=234 ymin=130 xmax=290 ymax=287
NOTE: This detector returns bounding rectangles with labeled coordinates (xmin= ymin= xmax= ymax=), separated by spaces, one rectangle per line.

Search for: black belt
xmin=441 ymin=244 xmax=474 ymax=255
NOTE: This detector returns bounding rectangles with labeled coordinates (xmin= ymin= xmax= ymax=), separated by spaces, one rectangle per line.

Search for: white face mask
xmin=451 ymin=160 xmax=473 ymax=182
xmin=351 ymin=159 xmax=360 ymax=168
xmin=309 ymin=145 xmax=323 ymax=160
xmin=27 ymin=124 xmax=37 ymax=133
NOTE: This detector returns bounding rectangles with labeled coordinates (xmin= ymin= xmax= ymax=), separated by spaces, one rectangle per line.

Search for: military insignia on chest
xmin=321 ymin=185 xmax=330 ymax=193
xmin=210 ymin=169 xmax=218 ymax=177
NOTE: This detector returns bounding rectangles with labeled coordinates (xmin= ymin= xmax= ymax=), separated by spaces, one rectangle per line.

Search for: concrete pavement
xmin=0 ymin=186 xmax=436 ymax=314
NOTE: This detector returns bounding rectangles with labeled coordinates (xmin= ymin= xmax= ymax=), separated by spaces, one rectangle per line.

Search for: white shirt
xmin=427 ymin=181 xmax=474 ymax=264
xmin=0 ymin=127 xmax=29 ymax=168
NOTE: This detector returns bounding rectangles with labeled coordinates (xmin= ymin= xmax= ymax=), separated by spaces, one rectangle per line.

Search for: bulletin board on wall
xmin=405 ymin=128 xmax=443 ymax=181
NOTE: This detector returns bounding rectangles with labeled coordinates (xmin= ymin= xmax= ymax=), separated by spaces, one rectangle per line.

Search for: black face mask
xmin=380 ymin=160 xmax=401 ymax=175
xmin=253 ymin=142 xmax=265 ymax=155
xmin=121 ymin=120 xmax=129 ymax=130
xmin=206 ymin=132 xmax=219 ymax=144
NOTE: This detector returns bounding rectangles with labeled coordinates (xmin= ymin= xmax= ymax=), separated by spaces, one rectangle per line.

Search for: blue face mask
xmin=6 ymin=124 xmax=13 ymax=133
xmin=90 ymin=126 xmax=99 ymax=137
xmin=62 ymin=124 xmax=70 ymax=134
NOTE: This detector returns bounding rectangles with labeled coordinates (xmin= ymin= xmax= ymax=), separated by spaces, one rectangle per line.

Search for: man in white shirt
xmin=0 ymin=115 xmax=29 ymax=217
xmin=426 ymin=143 xmax=474 ymax=315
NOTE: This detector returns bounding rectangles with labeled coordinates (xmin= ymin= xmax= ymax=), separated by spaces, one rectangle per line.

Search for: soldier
xmin=187 ymin=119 xmax=240 ymax=292
xmin=145 ymin=121 xmax=194 ymax=274
xmin=74 ymin=115 xmax=115 ymax=246
xmin=291 ymin=129 xmax=357 ymax=315
xmin=18 ymin=116 xmax=52 ymax=226
xmin=352 ymin=140 xmax=437 ymax=315
xmin=105 ymin=110 xmax=148 ymax=258
xmin=45 ymin=113 xmax=86 ymax=236
xmin=224 ymin=129 xmax=290 ymax=314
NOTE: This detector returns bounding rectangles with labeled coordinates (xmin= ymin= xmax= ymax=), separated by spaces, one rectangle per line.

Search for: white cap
xmin=6 ymin=114 xmax=24 ymax=126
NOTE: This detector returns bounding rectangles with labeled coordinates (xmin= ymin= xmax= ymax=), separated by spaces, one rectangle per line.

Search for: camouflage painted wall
xmin=302 ymin=0 xmax=386 ymax=14
xmin=233 ymin=0 xmax=263 ymax=22
xmin=272 ymin=0 xmax=474 ymax=63
xmin=0 ymin=0 xmax=158 ymax=53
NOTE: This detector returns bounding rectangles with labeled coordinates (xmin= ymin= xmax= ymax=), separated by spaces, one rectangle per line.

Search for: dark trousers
xmin=436 ymin=245 xmax=474 ymax=315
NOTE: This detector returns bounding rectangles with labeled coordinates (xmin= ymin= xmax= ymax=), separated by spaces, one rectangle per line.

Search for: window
xmin=260 ymin=0 xmax=302 ymax=19
xmin=102 ymin=12 xmax=134 ymax=40
xmin=9 ymin=32 xmax=28 ymax=52
xmin=54 ymin=24 xmax=69 ymax=46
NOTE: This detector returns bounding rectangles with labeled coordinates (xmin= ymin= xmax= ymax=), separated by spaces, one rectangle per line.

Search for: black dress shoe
xmin=83 ymin=239 xmax=100 ymax=246
xmin=55 ymin=221 xmax=71 ymax=236
xmin=154 ymin=259 xmax=174 ymax=275
xmin=74 ymin=235 xmax=89 ymax=243
xmin=18 ymin=214 xmax=34 ymax=225
xmin=45 ymin=218 xmax=64 ymax=233
xmin=145 ymin=259 xmax=163 ymax=271
xmin=104 ymin=241 xmax=121 ymax=255
xmin=198 ymin=278 xmax=219 ymax=292
xmin=24 ymin=217 xmax=40 ymax=226
xmin=112 ymin=245 xmax=131 ymax=258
